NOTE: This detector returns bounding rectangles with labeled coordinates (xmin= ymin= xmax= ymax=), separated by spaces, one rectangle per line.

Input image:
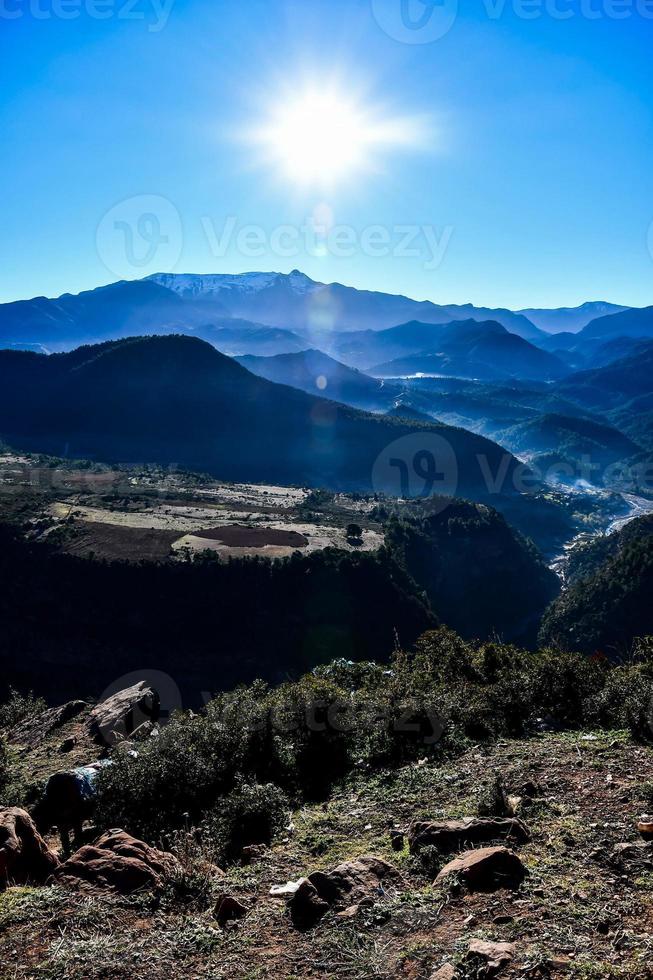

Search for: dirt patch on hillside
xmin=60 ymin=522 xmax=180 ymax=562
xmin=194 ymin=525 xmax=309 ymax=548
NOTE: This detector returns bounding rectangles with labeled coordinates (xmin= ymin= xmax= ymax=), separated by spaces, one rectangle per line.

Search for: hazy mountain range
xmin=362 ymin=319 xmax=568 ymax=382
xmin=148 ymin=271 xmax=547 ymax=341
xmin=2 ymin=271 xmax=643 ymax=362
xmin=0 ymin=335 xmax=524 ymax=501
xmin=1 ymin=271 xmax=651 ymax=495
xmin=518 ymin=302 xmax=630 ymax=334
xmin=2 ymin=273 xmax=648 ymax=390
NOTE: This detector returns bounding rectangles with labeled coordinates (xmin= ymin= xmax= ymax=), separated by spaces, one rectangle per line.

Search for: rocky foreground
xmin=2 ymin=697 xmax=653 ymax=979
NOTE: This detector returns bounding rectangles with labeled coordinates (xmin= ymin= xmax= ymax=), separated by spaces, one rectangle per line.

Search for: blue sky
xmin=1 ymin=0 xmax=652 ymax=309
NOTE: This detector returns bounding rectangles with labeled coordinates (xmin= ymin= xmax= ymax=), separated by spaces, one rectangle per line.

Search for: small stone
xmin=269 ymin=879 xmax=303 ymax=897
xmin=214 ymin=894 xmax=247 ymax=925
xmin=467 ymin=938 xmax=515 ymax=973
xmin=241 ymin=844 xmax=266 ymax=865
xmin=335 ymin=903 xmax=360 ymax=920
xmin=430 ymin=965 xmax=455 ymax=980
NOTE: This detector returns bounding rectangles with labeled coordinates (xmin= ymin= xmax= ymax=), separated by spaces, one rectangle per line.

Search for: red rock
xmin=0 ymin=807 xmax=60 ymax=888
xmin=435 ymin=846 xmax=527 ymax=891
xmin=430 ymin=966 xmax=455 ymax=980
xmin=467 ymin=938 xmax=515 ymax=974
xmin=409 ymin=817 xmax=530 ymax=854
xmin=56 ymin=829 xmax=179 ymax=893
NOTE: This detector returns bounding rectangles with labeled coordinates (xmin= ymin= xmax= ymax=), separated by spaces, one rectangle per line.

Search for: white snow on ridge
xmin=148 ymin=270 xmax=321 ymax=299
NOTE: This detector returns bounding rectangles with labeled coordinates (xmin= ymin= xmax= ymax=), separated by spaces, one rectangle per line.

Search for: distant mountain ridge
xmin=236 ymin=349 xmax=398 ymax=413
xmin=0 ymin=334 xmax=526 ymax=501
xmin=519 ymin=302 xmax=631 ymax=334
xmin=148 ymin=271 xmax=546 ymax=341
xmin=579 ymin=305 xmax=653 ymax=341
xmin=364 ymin=320 xmax=569 ymax=383
xmin=0 ymin=271 xmax=641 ymax=385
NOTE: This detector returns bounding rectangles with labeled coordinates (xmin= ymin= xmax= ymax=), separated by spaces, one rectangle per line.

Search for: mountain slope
xmin=236 ymin=349 xmax=396 ymax=412
xmin=554 ymin=343 xmax=653 ymax=413
xmin=0 ymin=280 xmax=191 ymax=350
xmin=0 ymin=280 xmax=310 ymax=358
xmin=387 ymin=501 xmax=559 ymax=643
xmin=539 ymin=515 xmax=653 ymax=655
xmin=580 ymin=306 xmax=653 ymax=342
xmin=520 ymin=302 xmax=630 ymax=334
xmin=0 ymin=335 xmax=526 ymax=501
xmin=208 ymin=319 xmax=308 ymax=356
xmin=367 ymin=320 xmax=569 ymax=382
xmin=497 ymin=413 xmax=640 ymax=469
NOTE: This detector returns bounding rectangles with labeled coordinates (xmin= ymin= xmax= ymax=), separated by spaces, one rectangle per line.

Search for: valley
xmin=4 ymin=10 xmax=653 ymax=978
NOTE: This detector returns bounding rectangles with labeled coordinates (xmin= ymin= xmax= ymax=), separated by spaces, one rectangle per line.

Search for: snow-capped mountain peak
xmin=147 ymin=270 xmax=321 ymax=299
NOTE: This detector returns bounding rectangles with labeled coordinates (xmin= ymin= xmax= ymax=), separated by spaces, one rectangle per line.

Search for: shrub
xmin=92 ymin=626 xmax=653 ymax=846
xmin=0 ymin=689 xmax=47 ymax=732
xmin=587 ymin=664 xmax=653 ymax=739
xmin=200 ymin=781 xmax=289 ymax=863
xmin=95 ymin=695 xmax=266 ymax=841
xmin=0 ymin=737 xmax=9 ymax=803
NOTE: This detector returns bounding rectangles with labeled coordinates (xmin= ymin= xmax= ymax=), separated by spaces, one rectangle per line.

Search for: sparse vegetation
xmin=84 ymin=627 xmax=650 ymax=847
xmin=0 ymin=688 xmax=47 ymax=732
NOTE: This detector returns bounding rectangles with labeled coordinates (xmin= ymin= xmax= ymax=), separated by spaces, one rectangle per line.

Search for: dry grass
xmin=3 ymin=733 xmax=653 ymax=978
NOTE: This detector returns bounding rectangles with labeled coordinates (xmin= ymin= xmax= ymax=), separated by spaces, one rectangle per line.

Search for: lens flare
xmin=249 ymin=85 xmax=428 ymax=187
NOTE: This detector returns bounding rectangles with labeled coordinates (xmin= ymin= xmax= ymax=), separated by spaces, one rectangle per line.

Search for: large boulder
xmin=409 ymin=817 xmax=530 ymax=854
xmin=56 ymin=829 xmax=179 ymax=893
xmin=88 ymin=683 xmax=158 ymax=747
xmin=435 ymin=846 xmax=527 ymax=891
xmin=289 ymin=855 xmax=403 ymax=927
xmin=0 ymin=808 xmax=60 ymax=887
xmin=8 ymin=701 xmax=88 ymax=749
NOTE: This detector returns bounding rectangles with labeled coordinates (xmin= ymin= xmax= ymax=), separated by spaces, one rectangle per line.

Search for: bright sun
xmin=251 ymin=86 xmax=424 ymax=186
xmin=263 ymin=92 xmax=368 ymax=183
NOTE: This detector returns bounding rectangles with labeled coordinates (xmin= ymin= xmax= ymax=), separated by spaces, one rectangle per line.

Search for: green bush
xmin=93 ymin=627 xmax=653 ymax=847
xmin=0 ymin=737 xmax=9 ymax=803
xmin=200 ymin=781 xmax=289 ymax=863
xmin=0 ymin=688 xmax=47 ymax=732
xmin=582 ymin=638 xmax=653 ymax=738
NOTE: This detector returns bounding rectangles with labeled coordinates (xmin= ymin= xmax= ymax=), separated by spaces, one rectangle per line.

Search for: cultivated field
xmin=0 ymin=452 xmax=384 ymax=563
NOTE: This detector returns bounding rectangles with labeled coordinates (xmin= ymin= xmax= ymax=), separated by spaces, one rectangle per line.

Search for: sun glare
xmin=250 ymin=86 xmax=426 ymax=186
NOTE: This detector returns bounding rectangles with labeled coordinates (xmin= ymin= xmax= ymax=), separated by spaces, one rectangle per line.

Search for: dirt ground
xmin=3 ymin=731 xmax=653 ymax=979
